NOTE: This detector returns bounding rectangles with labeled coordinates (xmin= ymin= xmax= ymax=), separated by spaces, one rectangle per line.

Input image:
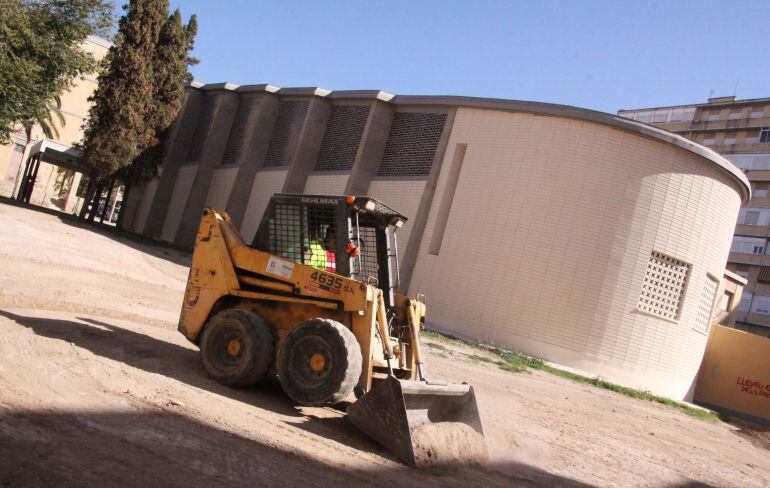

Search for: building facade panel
xmin=240 ymin=169 xmax=290 ymax=242
xmin=408 ymin=108 xmax=741 ymax=399
xmin=367 ymin=178 xmax=427 ymax=263
xmin=204 ymin=166 xmax=239 ymax=211
xmin=621 ymin=96 xmax=770 ymax=337
xmin=138 ymin=84 xmax=747 ymax=400
xmin=160 ymin=164 xmax=198 ymax=242
xmin=304 ymin=173 xmax=349 ymax=195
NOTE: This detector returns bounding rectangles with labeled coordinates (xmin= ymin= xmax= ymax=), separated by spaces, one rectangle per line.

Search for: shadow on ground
xmin=0 ymin=197 xmax=190 ymax=267
xmin=0 ymin=308 xmax=732 ymax=487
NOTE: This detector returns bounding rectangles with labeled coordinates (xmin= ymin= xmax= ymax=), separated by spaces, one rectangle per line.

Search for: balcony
xmin=710 ymin=142 xmax=769 ymax=154
xmin=689 ymin=116 xmax=770 ymax=132
xmin=734 ymin=224 xmax=769 ymax=237
xmin=727 ymin=252 xmax=768 ymax=266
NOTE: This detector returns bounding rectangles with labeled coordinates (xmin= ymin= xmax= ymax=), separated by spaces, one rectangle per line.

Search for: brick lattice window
xmin=264 ymin=101 xmax=309 ymax=167
xmin=377 ymin=112 xmax=447 ymax=177
xmin=694 ymin=277 xmax=718 ymax=335
xmin=220 ymin=97 xmax=259 ymax=166
xmin=314 ymin=105 xmax=370 ymax=171
xmin=638 ymin=251 xmax=691 ymax=320
xmin=186 ymin=95 xmax=218 ymax=163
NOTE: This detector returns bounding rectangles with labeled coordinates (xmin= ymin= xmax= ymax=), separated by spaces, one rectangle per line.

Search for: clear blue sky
xmin=155 ymin=0 xmax=769 ymax=114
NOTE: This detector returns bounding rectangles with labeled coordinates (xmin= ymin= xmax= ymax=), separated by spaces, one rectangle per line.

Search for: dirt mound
xmin=410 ymin=422 xmax=488 ymax=469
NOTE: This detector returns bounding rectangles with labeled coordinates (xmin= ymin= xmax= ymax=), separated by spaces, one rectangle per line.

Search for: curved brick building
xmin=122 ymin=82 xmax=749 ymax=399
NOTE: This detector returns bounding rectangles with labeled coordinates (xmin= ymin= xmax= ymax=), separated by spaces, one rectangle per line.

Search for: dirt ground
xmin=0 ymin=201 xmax=768 ymax=487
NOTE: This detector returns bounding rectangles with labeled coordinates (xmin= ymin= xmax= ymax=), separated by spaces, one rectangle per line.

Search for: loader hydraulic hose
xmin=407 ymin=301 xmax=426 ymax=381
xmin=376 ymin=291 xmax=395 ymax=375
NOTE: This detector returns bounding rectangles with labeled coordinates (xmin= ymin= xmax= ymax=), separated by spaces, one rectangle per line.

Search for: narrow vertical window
xmin=429 ymin=143 xmax=467 ymax=255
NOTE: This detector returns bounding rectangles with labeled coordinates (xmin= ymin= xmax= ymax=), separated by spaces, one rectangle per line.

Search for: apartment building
xmin=620 ymin=96 xmax=770 ymax=338
xmin=122 ymin=82 xmax=748 ymax=399
xmin=0 ymin=36 xmax=110 ymax=213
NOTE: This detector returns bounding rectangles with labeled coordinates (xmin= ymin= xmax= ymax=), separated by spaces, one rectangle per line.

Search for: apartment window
xmin=728 ymin=110 xmax=743 ymax=120
xmin=652 ymin=110 xmax=669 ymax=123
xmin=750 ymin=108 xmax=765 ymax=119
xmin=731 ymin=236 xmax=767 ymax=254
xmin=706 ymin=111 xmax=721 ymax=121
xmin=635 ymin=112 xmax=652 ymax=123
xmin=746 ymin=136 xmax=760 ymax=144
xmin=744 ymin=210 xmax=760 ymax=225
xmin=724 ymin=135 xmax=736 ymax=145
xmin=736 ymin=270 xmax=749 ymax=279
xmin=760 ymin=127 xmax=770 ymax=143
xmin=670 ymin=108 xmax=695 ymax=122
xmin=754 ymin=189 xmax=769 ymax=199
xmin=702 ymin=137 xmax=715 ymax=145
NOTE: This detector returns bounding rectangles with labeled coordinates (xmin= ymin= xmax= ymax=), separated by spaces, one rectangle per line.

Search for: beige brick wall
xmin=240 ymin=169 xmax=289 ymax=242
xmin=161 ymin=164 xmax=198 ymax=242
xmin=304 ymin=173 xmax=349 ymax=196
xmin=204 ymin=166 xmax=239 ymax=211
xmin=131 ymin=173 xmax=160 ymax=234
xmin=367 ymin=178 xmax=426 ymax=262
xmin=409 ymin=107 xmax=743 ymax=400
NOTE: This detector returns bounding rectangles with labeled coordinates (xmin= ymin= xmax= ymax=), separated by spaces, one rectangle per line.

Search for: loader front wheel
xmin=278 ymin=318 xmax=362 ymax=405
xmin=200 ymin=309 xmax=274 ymax=387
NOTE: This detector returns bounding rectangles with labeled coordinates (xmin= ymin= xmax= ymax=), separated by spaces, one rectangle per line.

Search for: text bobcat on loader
xmin=178 ymin=194 xmax=486 ymax=466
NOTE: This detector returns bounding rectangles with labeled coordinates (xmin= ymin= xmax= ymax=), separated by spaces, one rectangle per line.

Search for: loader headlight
xmin=364 ymin=200 xmax=376 ymax=211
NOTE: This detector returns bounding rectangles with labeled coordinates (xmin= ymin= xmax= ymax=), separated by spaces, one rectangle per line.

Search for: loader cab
xmin=252 ymin=194 xmax=407 ymax=307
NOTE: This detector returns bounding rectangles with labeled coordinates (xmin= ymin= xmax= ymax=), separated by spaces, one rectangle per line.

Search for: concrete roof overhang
xmin=28 ymin=139 xmax=87 ymax=173
xmin=185 ymin=82 xmax=751 ymax=203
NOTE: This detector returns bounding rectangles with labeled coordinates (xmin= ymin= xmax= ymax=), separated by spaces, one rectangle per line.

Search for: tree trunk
xmin=116 ymin=181 xmax=132 ymax=230
xmin=78 ymin=177 xmax=97 ymax=219
xmin=99 ymin=179 xmax=116 ymax=223
xmin=87 ymin=184 xmax=103 ymax=223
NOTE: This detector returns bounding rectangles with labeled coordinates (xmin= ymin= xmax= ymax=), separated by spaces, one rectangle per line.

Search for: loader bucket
xmin=347 ymin=376 xmax=486 ymax=467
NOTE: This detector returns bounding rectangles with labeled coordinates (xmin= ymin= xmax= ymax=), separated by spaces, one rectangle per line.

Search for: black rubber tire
xmin=278 ymin=318 xmax=362 ymax=405
xmin=200 ymin=309 xmax=274 ymax=387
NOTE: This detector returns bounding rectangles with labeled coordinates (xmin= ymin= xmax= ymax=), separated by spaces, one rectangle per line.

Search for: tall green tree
xmin=80 ymin=0 xmax=197 ymax=222
xmin=80 ymin=0 xmax=167 ymax=185
xmin=119 ymin=9 xmax=197 ymax=185
xmin=0 ymin=0 xmax=112 ymax=143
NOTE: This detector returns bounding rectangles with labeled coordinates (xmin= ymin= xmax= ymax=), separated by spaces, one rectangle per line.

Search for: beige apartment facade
xmin=0 ymin=36 xmax=110 ymax=213
xmin=620 ymin=96 xmax=770 ymax=338
xmin=121 ymin=83 xmax=748 ymax=400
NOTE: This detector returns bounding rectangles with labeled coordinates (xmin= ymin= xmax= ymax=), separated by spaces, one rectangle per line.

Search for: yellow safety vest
xmin=308 ymin=241 xmax=326 ymax=270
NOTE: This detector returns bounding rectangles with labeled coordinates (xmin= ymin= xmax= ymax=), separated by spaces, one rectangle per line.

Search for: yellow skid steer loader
xmin=178 ymin=194 xmax=485 ymax=466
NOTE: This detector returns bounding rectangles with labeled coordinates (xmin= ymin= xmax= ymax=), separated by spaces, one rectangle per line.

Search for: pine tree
xmin=79 ymin=0 xmax=197 ymax=223
xmin=79 ymin=0 xmax=168 ymax=219
xmin=119 ymin=10 xmax=197 ymax=186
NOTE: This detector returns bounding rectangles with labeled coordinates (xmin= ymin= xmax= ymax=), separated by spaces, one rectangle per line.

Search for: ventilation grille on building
xmin=186 ymin=95 xmax=218 ymax=163
xmin=638 ymin=251 xmax=691 ymax=320
xmin=314 ymin=105 xmax=370 ymax=171
xmin=264 ymin=101 xmax=309 ymax=167
xmin=220 ymin=97 xmax=259 ymax=166
xmin=694 ymin=277 xmax=718 ymax=335
xmin=377 ymin=112 xmax=448 ymax=177
xmin=758 ymin=266 xmax=770 ymax=283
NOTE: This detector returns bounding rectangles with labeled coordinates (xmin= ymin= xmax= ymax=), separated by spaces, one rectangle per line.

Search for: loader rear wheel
xmin=200 ymin=309 xmax=274 ymax=387
xmin=278 ymin=318 xmax=362 ymax=405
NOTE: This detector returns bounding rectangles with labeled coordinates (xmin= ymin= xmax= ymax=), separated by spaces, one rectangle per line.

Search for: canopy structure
xmin=15 ymin=139 xmax=85 ymax=202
